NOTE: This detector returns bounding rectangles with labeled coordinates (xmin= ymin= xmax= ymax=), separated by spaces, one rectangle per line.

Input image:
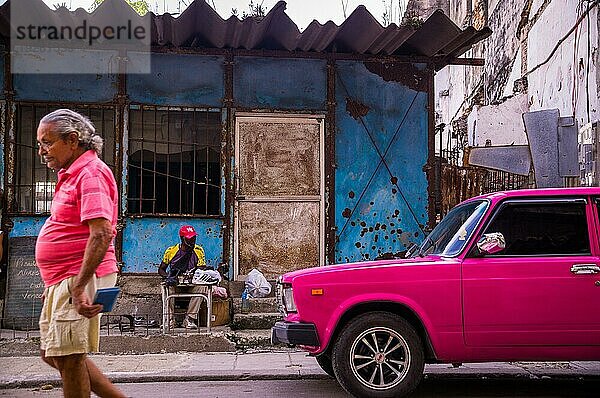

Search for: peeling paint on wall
xmin=238 ymin=202 xmax=319 ymax=278
xmin=483 ymin=0 xmax=529 ymax=102
xmin=335 ymin=60 xmax=429 ymax=263
xmin=345 ymin=98 xmax=370 ymax=120
xmin=364 ymin=62 xmax=428 ymax=92
xmin=7 ymin=217 xmax=46 ymax=237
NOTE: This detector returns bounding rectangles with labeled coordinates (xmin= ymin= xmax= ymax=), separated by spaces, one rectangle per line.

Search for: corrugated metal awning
xmin=0 ymin=0 xmax=491 ymax=68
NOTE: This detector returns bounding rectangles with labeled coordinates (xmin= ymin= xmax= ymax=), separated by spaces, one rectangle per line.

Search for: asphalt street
xmin=1 ymin=377 xmax=599 ymax=398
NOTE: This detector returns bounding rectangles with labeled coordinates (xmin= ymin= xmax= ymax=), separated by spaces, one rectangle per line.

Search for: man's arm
xmin=71 ymin=217 xmax=113 ymax=318
xmin=158 ymin=262 xmax=169 ymax=278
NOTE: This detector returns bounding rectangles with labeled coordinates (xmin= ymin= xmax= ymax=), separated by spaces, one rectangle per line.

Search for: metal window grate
xmin=13 ymin=103 xmax=116 ymax=215
xmin=127 ymin=106 xmax=221 ymax=216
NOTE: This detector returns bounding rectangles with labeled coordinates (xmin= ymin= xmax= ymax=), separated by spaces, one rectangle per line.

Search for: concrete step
xmin=232 ymin=297 xmax=278 ymax=314
xmin=225 ymin=329 xmax=273 ymax=350
xmin=230 ymin=312 xmax=282 ymax=330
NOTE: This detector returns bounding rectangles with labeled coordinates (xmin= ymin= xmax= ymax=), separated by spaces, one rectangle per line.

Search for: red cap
xmin=179 ymin=225 xmax=197 ymax=239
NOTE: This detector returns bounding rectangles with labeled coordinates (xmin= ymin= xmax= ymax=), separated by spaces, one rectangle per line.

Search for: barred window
xmin=14 ymin=104 xmax=116 ymax=214
xmin=127 ymin=106 xmax=221 ymax=216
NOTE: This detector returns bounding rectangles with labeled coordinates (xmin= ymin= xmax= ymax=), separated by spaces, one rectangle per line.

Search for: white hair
xmin=40 ymin=109 xmax=103 ymax=155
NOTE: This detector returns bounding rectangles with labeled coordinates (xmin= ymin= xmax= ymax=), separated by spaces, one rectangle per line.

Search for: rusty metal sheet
xmin=238 ymin=119 xmax=320 ymax=197
xmin=468 ymin=145 xmax=531 ymax=176
xmin=0 ymin=1 xmax=490 ymax=67
xmin=523 ymin=109 xmax=561 ymax=188
xmin=438 ymin=163 xmax=529 ymax=218
xmin=238 ymin=202 xmax=320 ymax=278
xmin=558 ymin=116 xmax=578 ymax=177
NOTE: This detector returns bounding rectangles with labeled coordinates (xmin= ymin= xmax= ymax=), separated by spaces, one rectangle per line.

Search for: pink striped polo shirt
xmin=35 ymin=150 xmax=119 ymax=287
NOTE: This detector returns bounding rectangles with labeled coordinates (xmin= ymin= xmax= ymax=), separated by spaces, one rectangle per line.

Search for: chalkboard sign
xmin=2 ymin=236 xmax=44 ymax=330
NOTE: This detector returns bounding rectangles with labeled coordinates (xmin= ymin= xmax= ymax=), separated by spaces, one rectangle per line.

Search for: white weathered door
xmin=234 ymin=114 xmax=324 ymax=280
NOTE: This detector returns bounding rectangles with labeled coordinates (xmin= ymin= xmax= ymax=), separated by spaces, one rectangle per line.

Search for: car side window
xmin=481 ymin=201 xmax=590 ymax=256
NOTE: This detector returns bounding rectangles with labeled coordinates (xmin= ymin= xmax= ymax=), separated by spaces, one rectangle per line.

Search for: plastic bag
xmin=245 ymin=268 xmax=272 ymax=298
xmin=212 ymin=286 xmax=228 ymax=299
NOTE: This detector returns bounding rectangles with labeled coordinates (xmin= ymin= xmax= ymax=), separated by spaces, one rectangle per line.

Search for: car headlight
xmin=282 ymin=286 xmax=297 ymax=313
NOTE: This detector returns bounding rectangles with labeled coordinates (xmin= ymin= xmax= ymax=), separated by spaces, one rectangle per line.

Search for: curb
xmin=0 ymin=372 xmax=332 ymax=389
xmin=4 ymin=368 xmax=600 ymax=390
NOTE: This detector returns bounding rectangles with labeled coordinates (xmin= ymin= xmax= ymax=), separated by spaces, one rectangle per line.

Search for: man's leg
xmin=42 ymin=350 xmax=124 ymax=397
xmin=41 ymin=349 xmax=57 ymax=369
xmin=84 ymin=357 xmax=127 ymax=398
xmin=186 ymin=285 xmax=209 ymax=326
xmin=168 ymin=286 xmax=177 ymax=328
xmin=53 ymin=354 xmax=90 ymax=398
xmin=187 ymin=296 xmax=203 ymax=321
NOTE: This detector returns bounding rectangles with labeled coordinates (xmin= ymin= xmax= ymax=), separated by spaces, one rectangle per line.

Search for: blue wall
xmin=127 ymin=53 xmax=224 ymax=106
xmin=14 ymin=73 xmax=117 ymax=103
xmin=334 ymin=61 xmax=429 ymax=262
xmin=121 ymin=218 xmax=224 ymax=273
xmin=9 ymin=217 xmax=47 ymax=237
xmin=121 ymin=53 xmax=227 ymax=272
xmin=12 ymin=50 xmax=118 ymax=103
xmin=4 ymin=54 xmax=431 ymax=273
xmin=234 ymin=57 xmax=327 ymax=110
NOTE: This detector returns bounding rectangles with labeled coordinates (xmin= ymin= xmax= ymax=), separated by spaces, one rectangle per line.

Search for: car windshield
xmin=411 ymin=199 xmax=489 ymax=257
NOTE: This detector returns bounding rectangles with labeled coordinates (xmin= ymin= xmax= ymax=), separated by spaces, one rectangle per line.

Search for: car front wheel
xmin=332 ymin=312 xmax=424 ymax=398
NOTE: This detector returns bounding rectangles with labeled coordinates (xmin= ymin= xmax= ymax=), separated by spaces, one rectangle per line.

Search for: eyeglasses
xmin=36 ymin=140 xmax=59 ymax=151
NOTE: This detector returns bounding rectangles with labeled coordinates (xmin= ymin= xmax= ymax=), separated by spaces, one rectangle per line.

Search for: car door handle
xmin=570 ymin=264 xmax=600 ymax=274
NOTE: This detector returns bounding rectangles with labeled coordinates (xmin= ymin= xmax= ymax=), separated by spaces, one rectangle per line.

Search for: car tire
xmin=332 ymin=312 xmax=424 ymax=398
xmin=315 ymin=353 xmax=335 ymax=377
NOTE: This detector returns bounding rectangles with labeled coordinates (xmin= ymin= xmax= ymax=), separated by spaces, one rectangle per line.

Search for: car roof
xmin=466 ymin=187 xmax=600 ymax=202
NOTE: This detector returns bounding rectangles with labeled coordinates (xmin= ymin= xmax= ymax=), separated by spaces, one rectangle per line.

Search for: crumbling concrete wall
xmin=527 ymin=0 xmax=598 ymax=128
xmin=114 ymin=275 xmax=163 ymax=322
xmin=467 ymin=94 xmax=529 ymax=146
xmin=436 ymin=0 xmax=598 ymax=174
xmin=405 ymin=0 xmax=450 ymax=20
xmin=448 ymin=0 xmax=470 ymax=26
xmin=483 ymin=0 xmax=529 ymax=102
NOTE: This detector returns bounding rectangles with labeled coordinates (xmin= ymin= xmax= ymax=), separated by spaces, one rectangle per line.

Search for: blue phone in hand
xmin=93 ymin=287 xmax=121 ymax=312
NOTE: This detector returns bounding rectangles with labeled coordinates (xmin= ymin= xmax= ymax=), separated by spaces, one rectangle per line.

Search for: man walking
xmin=35 ymin=109 xmax=125 ymax=398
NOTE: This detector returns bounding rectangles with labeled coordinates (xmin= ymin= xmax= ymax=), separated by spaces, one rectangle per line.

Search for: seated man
xmin=158 ymin=225 xmax=207 ymax=328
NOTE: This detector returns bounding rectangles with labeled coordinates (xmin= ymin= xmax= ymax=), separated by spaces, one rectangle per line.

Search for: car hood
xmin=280 ymin=255 xmax=444 ymax=283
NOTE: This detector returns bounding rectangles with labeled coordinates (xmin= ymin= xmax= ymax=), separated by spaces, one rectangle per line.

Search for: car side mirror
xmin=405 ymin=243 xmax=418 ymax=258
xmin=477 ymin=232 xmax=505 ymax=255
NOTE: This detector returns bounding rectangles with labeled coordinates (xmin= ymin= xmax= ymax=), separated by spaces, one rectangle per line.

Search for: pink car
xmin=272 ymin=187 xmax=600 ymax=397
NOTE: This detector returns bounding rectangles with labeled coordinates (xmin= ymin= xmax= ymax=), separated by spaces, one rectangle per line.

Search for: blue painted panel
xmin=14 ymin=50 xmax=118 ymax=102
xmin=334 ymin=61 xmax=429 ymax=263
xmin=127 ymin=53 xmax=224 ymax=106
xmin=121 ymin=218 xmax=223 ymax=273
xmin=14 ymin=74 xmax=117 ymax=103
xmin=9 ymin=217 xmax=47 ymax=237
xmin=234 ymin=57 xmax=327 ymax=109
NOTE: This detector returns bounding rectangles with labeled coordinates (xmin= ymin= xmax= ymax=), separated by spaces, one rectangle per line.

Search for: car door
xmin=462 ymin=197 xmax=600 ymax=347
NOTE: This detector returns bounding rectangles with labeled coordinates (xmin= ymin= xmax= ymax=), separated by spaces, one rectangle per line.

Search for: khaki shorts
xmin=39 ymin=273 xmax=117 ymax=357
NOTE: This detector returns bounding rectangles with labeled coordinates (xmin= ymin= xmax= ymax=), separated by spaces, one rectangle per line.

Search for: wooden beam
xmin=445 ymin=57 xmax=485 ymax=67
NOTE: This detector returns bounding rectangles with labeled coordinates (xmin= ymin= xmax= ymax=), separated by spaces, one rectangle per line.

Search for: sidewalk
xmin=1 ymin=349 xmax=599 ymax=389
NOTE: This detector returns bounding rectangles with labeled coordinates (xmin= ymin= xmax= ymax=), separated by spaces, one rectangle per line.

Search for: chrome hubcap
xmin=349 ymin=326 xmax=410 ymax=390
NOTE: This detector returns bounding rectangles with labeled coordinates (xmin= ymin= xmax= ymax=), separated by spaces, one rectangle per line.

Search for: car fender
xmin=319 ymin=292 xmax=438 ymax=354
